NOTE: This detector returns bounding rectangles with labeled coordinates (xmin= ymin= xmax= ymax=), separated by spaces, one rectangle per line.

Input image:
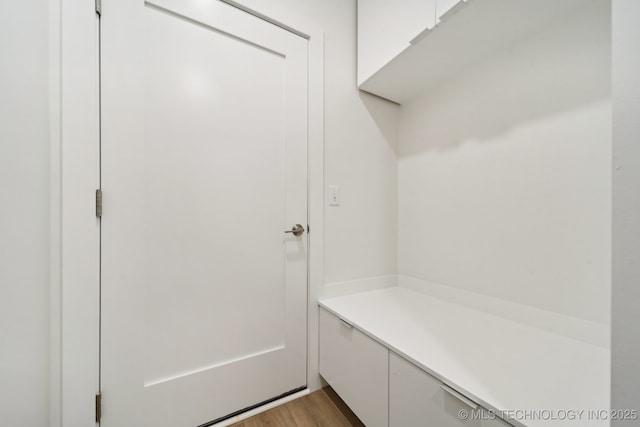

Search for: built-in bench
xmin=318 ymin=285 xmax=609 ymax=427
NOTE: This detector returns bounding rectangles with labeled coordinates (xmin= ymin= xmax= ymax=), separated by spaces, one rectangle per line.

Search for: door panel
xmin=101 ymin=1 xmax=308 ymax=425
xmin=143 ymin=3 xmax=288 ymax=385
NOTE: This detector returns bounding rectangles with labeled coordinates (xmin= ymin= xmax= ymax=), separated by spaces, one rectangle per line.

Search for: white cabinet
xmin=319 ymin=308 xmax=389 ymax=427
xmin=356 ymin=0 xmax=470 ymax=88
xmin=320 ymin=289 xmax=609 ymax=427
xmin=357 ymin=0 xmax=436 ymax=85
xmin=318 ymin=308 xmax=512 ymax=427
xmin=389 ymin=353 xmax=512 ymax=427
xmin=357 ymin=0 xmax=591 ymax=103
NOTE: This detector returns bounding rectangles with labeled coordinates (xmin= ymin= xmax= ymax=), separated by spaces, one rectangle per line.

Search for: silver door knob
xmin=285 ymin=224 xmax=305 ymax=237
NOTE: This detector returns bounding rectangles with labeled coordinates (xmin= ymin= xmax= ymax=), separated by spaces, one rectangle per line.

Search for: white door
xmin=100 ymin=1 xmax=308 ymax=425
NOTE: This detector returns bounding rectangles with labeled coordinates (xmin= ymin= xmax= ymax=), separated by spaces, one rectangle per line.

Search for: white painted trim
xmin=59 ymin=0 xmax=100 ymax=425
xmin=222 ymin=0 xmax=327 ymax=393
xmin=221 ymin=0 xmax=318 ymax=40
xmin=612 ymin=0 xmax=640 ymax=417
xmin=323 ymin=275 xmax=398 ymax=299
xmin=49 ymin=0 xmax=62 ymax=426
xmin=306 ymin=26 xmax=326 ymax=394
xmin=211 ymin=389 xmax=311 ymax=427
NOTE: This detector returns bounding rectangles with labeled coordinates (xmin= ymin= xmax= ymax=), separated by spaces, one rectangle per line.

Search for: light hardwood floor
xmin=230 ymin=387 xmax=365 ymax=427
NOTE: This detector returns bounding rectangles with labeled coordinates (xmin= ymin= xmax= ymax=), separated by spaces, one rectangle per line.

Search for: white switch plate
xmin=329 ymin=186 xmax=340 ymax=206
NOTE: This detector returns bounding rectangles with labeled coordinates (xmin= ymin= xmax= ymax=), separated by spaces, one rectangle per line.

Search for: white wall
xmin=397 ymin=0 xmax=611 ymax=324
xmin=0 ymin=1 xmax=51 ymax=426
xmin=612 ymin=0 xmax=640 ymax=420
xmin=262 ymin=0 xmax=399 ymax=286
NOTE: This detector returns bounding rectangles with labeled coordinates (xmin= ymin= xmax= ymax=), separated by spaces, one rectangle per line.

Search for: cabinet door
xmin=319 ymin=308 xmax=388 ymax=427
xmin=436 ymin=0 xmax=465 ymax=22
xmin=358 ymin=0 xmax=436 ymax=85
xmin=389 ymin=353 xmax=512 ymax=427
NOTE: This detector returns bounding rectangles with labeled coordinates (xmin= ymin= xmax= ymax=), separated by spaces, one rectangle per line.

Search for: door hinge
xmin=96 ymin=189 xmax=103 ymax=218
xmin=95 ymin=393 xmax=102 ymax=422
xmin=95 ymin=0 xmax=102 ymax=16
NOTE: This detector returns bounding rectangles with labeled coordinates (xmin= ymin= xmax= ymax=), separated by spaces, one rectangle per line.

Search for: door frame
xmin=54 ymin=0 xmax=325 ymax=425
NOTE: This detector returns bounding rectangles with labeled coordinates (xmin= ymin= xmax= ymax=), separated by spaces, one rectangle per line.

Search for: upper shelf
xmin=358 ymin=0 xmax=593 ymax=104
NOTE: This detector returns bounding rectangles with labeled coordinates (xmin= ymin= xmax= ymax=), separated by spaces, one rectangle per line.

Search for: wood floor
xmin=230 ymin=387 xmax=365 ymax=427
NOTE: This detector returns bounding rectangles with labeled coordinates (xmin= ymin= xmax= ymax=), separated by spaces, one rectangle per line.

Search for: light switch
xmin=329 ymin=186 xmax=340 ymax=206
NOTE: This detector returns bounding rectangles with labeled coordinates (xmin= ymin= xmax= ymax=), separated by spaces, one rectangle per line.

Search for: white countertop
xmin=319 ymin=287 xmax=610 ymax=427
